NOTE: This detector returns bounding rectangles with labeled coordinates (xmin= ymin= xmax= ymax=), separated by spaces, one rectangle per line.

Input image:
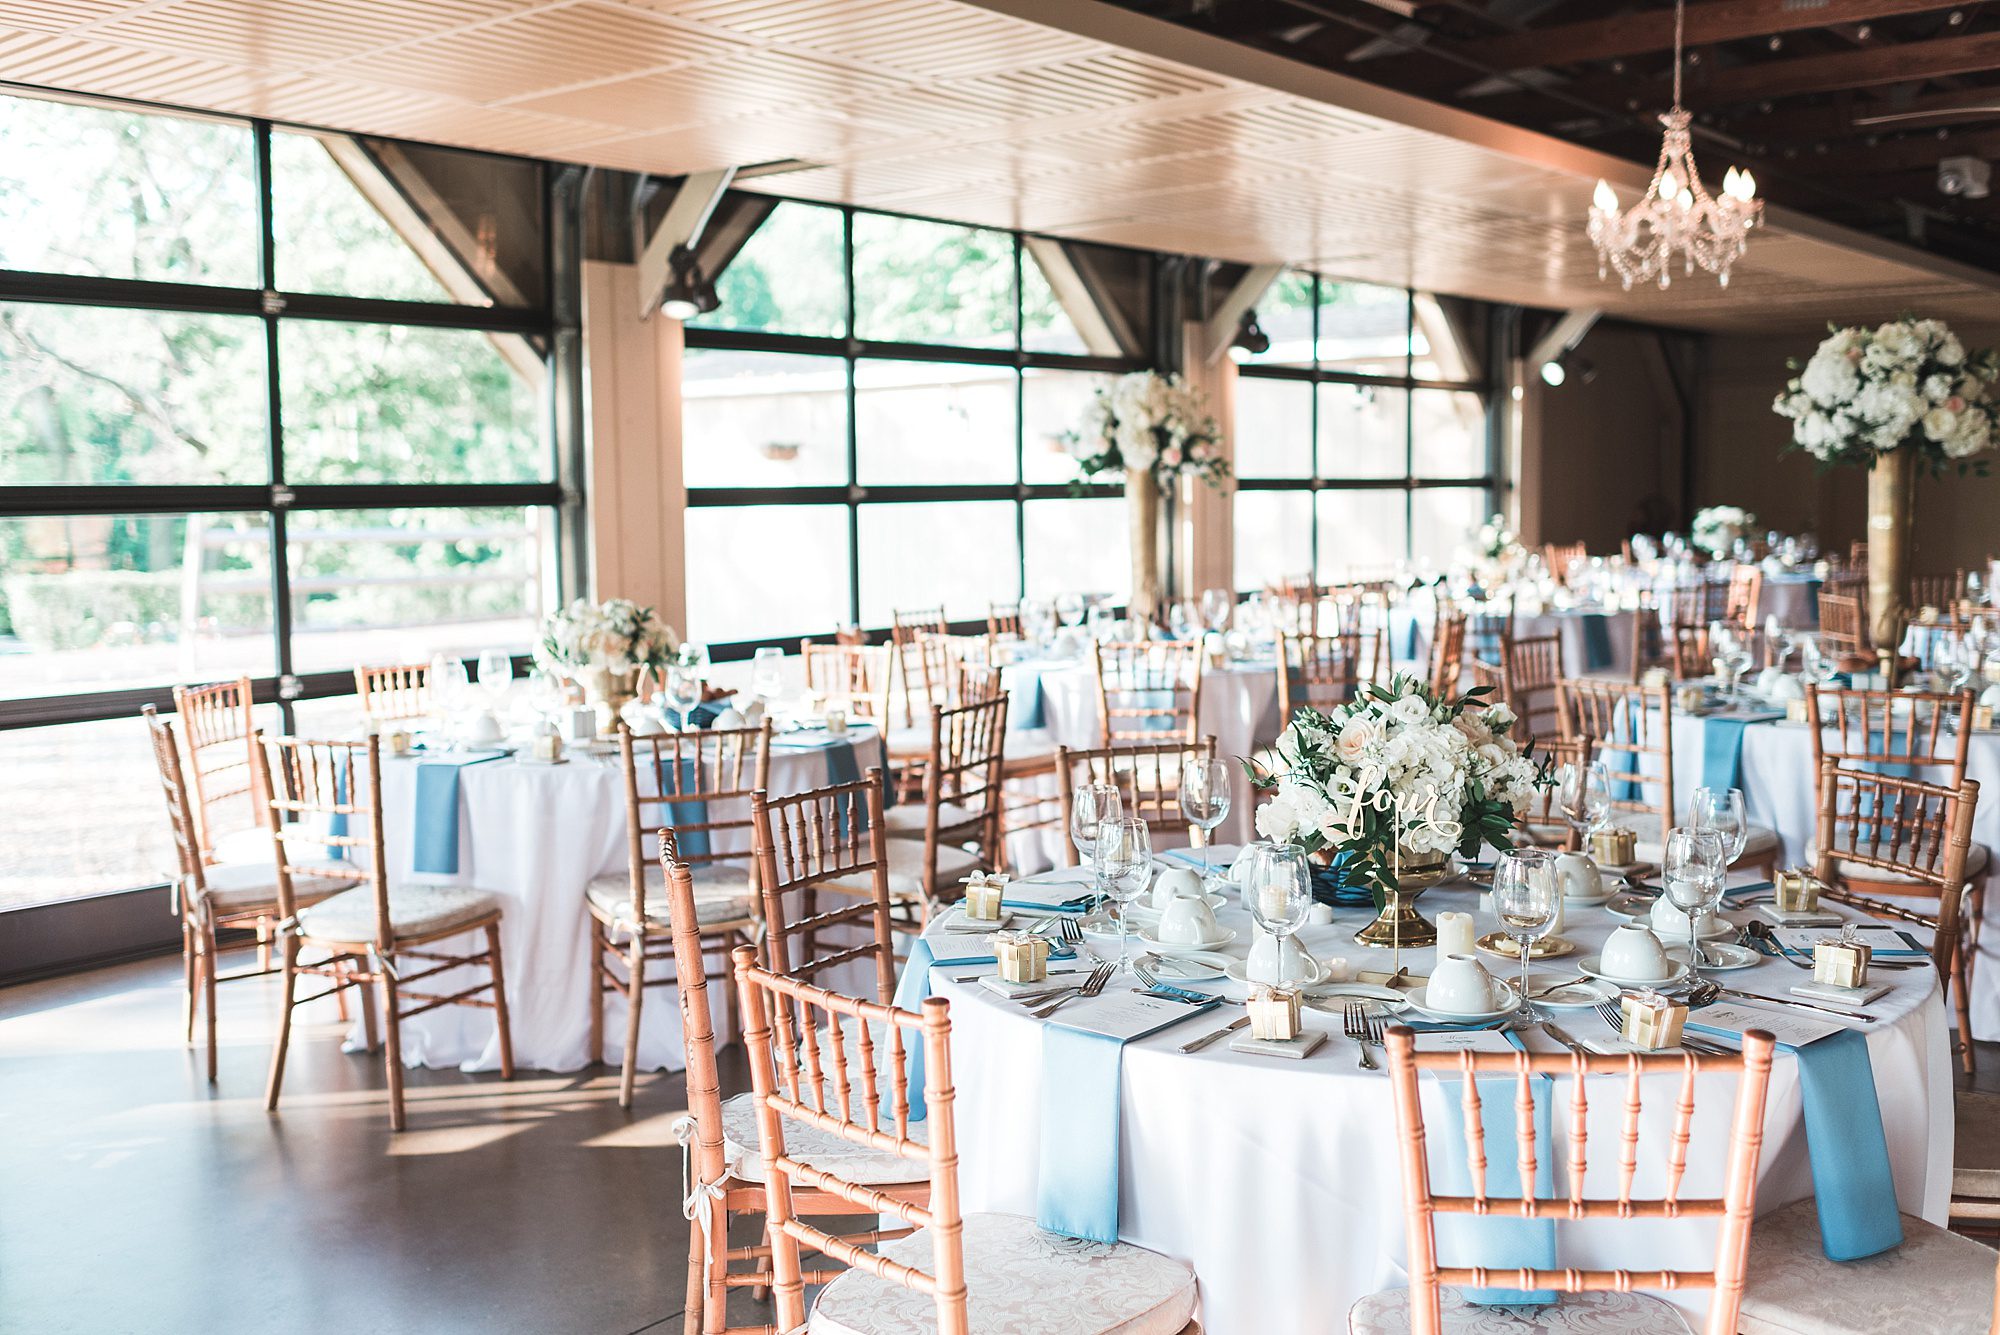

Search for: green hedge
xmin=2 ymin=571 xmax=267 ymax=652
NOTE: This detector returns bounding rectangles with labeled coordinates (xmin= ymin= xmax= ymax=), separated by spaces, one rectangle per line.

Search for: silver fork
xmin=1342 ymin=1001 xmax=1379 ymax=1071
xmin=1028 ymin=963 xmax=1113 ymax=1018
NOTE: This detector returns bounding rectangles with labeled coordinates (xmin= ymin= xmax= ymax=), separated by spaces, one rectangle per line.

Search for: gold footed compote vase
xmin=1352 ymin=852 xmax=1453 ymax=949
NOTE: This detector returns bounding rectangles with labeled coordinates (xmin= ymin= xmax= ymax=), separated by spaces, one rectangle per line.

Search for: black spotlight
xmin=660 ymin=245 xmax=720 ymax=321
xmin=1539 ymin=350 xmax=1597 ymax=387
xmin=1233 ymin=308 xmax=1271 ymax=356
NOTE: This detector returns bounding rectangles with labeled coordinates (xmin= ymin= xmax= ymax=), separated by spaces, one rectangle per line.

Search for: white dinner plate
xmin=1576 ymin=955 xmax=1692 ymax=989
xmin=1223 ymin=955 xmax=1328 ymax=987
xmin=1666 ymin=942 xmax=1761 ymax=972
xmin=1142 ymin=950 xmax=1233 ymax=983
xmin=1135 ymin=927 xmax=1237 ymax=957
xmin=1403 ymin=979 xmax=1522 ymax=1024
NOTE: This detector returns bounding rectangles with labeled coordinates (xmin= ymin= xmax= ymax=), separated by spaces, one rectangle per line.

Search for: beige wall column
xmin=581 ymin=259 xmax=688 ymax=633
xmin=1180 ymin=318 xmax=1236 ymax=599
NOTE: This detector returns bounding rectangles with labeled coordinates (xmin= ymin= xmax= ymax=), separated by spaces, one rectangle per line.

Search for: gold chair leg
xmin=683 ymin=1199 xmax=706 ymax=1335
xmin=1957 ymin=946 xmax=1977 ymax=1075
xmin=382 ymin=971 xmax=407 ymax=1132
xmin=182 ymin=922 xmax=197 ymax=1044
xmin=202 ymin=924 xmax=220 ymax=1085
xmin=587 ymin=915 xmax=606 ymax=1067
xmin=263 ymin=935 xmax=300 ymax=1113
xmin=357 ymin=970 xmax=380 ymax=1054
xmin=487 ymin=922 xmax=515 ymax=1081
xmin=619 ymin=933 xmax=646 ymax=1110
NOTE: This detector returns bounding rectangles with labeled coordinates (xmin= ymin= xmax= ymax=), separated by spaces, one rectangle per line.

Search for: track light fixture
xmin=659 ymin=245 xmax=720 ymax=321
xmin=1232 ymin=308 xmax=1271 ymax=356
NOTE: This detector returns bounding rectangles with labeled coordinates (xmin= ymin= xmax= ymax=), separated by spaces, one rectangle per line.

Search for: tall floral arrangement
xmin=535 ymin=598 xmax=679 ymax=675
xmin=1690 ymin=505 xmax=1756 ymax=559
xmin=1773 ymin=319 xmax=1999 ymax=471
xmin=1065 ymin=371 xmax=1228 ymax=489
xmin=1252 ymin=677 xmax=1544 ymax=898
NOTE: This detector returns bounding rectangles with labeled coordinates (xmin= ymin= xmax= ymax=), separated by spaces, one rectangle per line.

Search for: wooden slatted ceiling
xmin=0 ymin=0 xmax=1992 ymax=331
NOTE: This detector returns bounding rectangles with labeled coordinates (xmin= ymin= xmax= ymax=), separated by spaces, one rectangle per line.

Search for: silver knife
xmin=1539 ymin=1019 xmax=1587 ymax=1055
xmin=1179 ymin=1014 xmax=1251 ymax=1053
xmin=1718 ymin=986 xmax=1874 ymax=1022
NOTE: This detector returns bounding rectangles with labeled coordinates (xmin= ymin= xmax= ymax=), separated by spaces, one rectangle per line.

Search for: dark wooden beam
xmin=1558 ymin=30 xmax=2000 ymax=107
xmin=1817 ymin=123 xmax=2000 ymax=173
xmin=1729 ymin=84 xmax=2000 ymax=141
xmin=1460 ymin=0 xmax=1966 ymax=71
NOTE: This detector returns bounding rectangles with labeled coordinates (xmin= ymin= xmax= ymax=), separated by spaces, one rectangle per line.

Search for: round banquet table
xmin=919 ymin=864 xmax=1952 ymax=1335
xmin=368 ymin=729 xmax=887 ymax=1073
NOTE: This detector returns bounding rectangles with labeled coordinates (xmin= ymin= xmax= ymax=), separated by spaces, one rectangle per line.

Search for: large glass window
xmin=682 ymin=202 xmax=1143 ymax=646
xmin=0 ymin=91 xmax=564 ymax=909
xmin=1231 ymin=271 xmax=1491 ymax=588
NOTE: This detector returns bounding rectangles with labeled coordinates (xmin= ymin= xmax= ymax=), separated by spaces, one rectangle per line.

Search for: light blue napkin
xmin=1701 ymin=712 xmax=1784 ymax=792
xmin=1612 ymin=697 xmax=1645 ymax=806
xmin=1683 ymin=1019 xmax=1903 ymax=1260
xmin=1581 ymin=613 xmax=1614 ymax=671
xmin=324 ymin=749 xmax=350 ymax=862
xmin=658 ymin=754 xmax=710 ymax=859
xmin=1009 ymin=665 xmax=1050 ymax=733
xmin=892 ymin=935 xmax=1077 ymax=1121
xmin=1428 ymin=1028 xmax=1558 ymax=1305
xmin=410 ymin=752 xmax=505 ymax=874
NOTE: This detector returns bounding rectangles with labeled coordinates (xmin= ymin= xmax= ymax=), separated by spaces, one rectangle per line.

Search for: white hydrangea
xmin=1775 ymin=318 xmax=1996 ymax=465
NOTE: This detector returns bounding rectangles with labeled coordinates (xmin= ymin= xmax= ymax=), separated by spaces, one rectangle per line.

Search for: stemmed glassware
xmin=1664 ymin=825 xmax=1728 ymax=973
xmin=1803 ymin=634 xmax=1842 ymax=687
xmin=1096 ymin=815 xmax=1153 ymax=975
xmin=1241 ymin=840 xmax=1312 ymax=977
xmin=1020 ymin=598 xmax=1055 ymax=652
xmin=429 ymin=653 xmax=471 ymax=750
xmin=476 ymin=650 xmax=514 ymax=711
xmin=751 ymin=646 xmax=785 ymax=699
xmin=1166 ymin=599 xmax=1199 ymax=642
xmin=1556 ymin=760 xmax=1611 ymax=848
xmin=1764 ymin=616 xmax=1795 ymax=673
xmin=1200 ymin=587 xmax=1233 ymax=635
xmin=1070 ymin=782 xmax=1121 ymax=920
xmin=666 ymin=664 xmax=704 ymax=728
xmin=1710 ymin=622 xmax=1753 ymax=702
xmin=1689 ymin=786 xmax=1747 ymax=869
xmin=1491 ymin=848 xmax=1559 ymax=1011
xmin=1178 ymin=759 xmax=1232 ymax=890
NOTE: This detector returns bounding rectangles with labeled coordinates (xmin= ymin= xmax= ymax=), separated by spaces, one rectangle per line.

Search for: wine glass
xmin=1021 ymin=598 xmax=1055 ymax=651
xmin=476 ymin=649 xmax=514 ymax=710
xmin=1096 ymin=815 xmax=1153 ymax=975
xmin=1055 ymin=592 xmax=1086 ymax=630
xmin=1689 ymin=786 xmax=1747 ymax=868
xmin=1167 ymin=599 xmax=1198 ymax=642
xmin=1200 ymin=587 xmax=1233 ymax=634
xmin=1242 ymin=840 xmax=1312 ymax=976
xmin=1804 ymin=634 xmax=1842 ymax=687
xmin=1556 ymin=760 xmax=1611 ymax=846
xmin=1664 ymin=825 xmax=1728 ymax=973
xmin=751 ymin=646 xmax=785 ymax=699
xmin=1178 ymin=759 xmax=1232 ymax=889
xmin=1711 ymin=622 xmax=1753 ymax=702
xmin=1939 ymin=637 xmax=1976 ymax=695
xmin=666 ymin=664 xmax=704 ymax=728
xmin=1490 ymin=848 xmax=1559 ymax=1010
xmin=1070 ymin=782 xmax=1121 ymax=898
xmin=1764 ymin=616 xmax=1795 ymax=673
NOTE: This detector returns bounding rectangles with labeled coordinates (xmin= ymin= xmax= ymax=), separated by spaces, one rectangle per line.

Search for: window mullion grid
xmin=1013 ymin=236 xmax=1027 ymax=601
xmin=250 ymin=119 xmax=298 ymax=725
xmin=842 ymin=207 xmax=861 ymax=631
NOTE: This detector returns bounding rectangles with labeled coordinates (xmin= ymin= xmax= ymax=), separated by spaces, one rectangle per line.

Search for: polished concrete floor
xmin=6 ymin=952 xmax=2000 ymax=1334
xmin=0 ymin=952 xmax=756 ymax=1335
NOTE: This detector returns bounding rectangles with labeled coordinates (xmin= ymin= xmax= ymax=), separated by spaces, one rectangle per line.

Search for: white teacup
xmin=712 ymin=707 xmax=748 ymax=730
xmin=1755 ymin=666 xmax=1786 ymax=696
xmin=1150 ymin=865 xmax=1204 ymax=910
xmin=1601 ymin=923 xmax=1672 ymax=981
xmin=1426 ymin=954 xmax=1497 ymax=1016
xmin=1769 ymin=675 xmax=1806 ymax=702
xmin=1649 ymin=895 xmax=1714 ymax=936
xmin=1246 ymin=928 xmax=1316 ymax=985
xmin=1555 ymin=851 xmax=1603 ymax=901
xmin=465 ymin=710 xmax=505 ymax=744
xmin=1157 ymin=894 xmax=1222 ymax=946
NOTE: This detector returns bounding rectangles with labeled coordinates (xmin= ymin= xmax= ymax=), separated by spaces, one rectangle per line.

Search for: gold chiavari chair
xmin=1910 ymin=570 xmax=1970 ymax=614
xmin=753 ymin=770 xmax=901 ymax=997
xmin=1351 ymin=1027 xmax=1778 ymax=1335
xmin=876 ymin=698 xmax=1007 ymax=924
xmin=144 ymin=707 xmax=349 ymax=1082
xmin=986 ymin=601 xmax=1021 ymax=643
xmin=1725 ymin=564 xmax=1762 ymax=626
xmin=664 ymin=852 xmax=928 ymax=1335
xmin=890 ymin=606 xmax=950 ymax=725
xmin=1276 ymin=626 xmax=1366 ymax=719
xmin=1460 ymin=655 xmax=1505 ymax=698
xmin=172 ymin=676 xmax=268 ymax=865
xmin=1092 ymin=640 xmax=1203 ymax=744
xmin=1556 ymin=678 xmax=1780 ymax=874
xmin=1499 ymin=632 xmax=1565 ymax=744
xmin=1813 ymin=758 xmax=1983 ymax=1071
xmin=1465 ymin=605 xmax=1511 ymax=668
xmin=1817 ymin=592 xmax=1873 ymax=668
xmin=254 ymin=733 xmax=513 ymax=1131
xmin=1629 ymin=594 xmax=1672 ymax=682
xmin=1542 ymin=540 xmax=1587 ymax=577
xmin=731 ymin=948 xmax=1200 ymax=1335
xmin=589 ymin=723 xmax=771 ymax=1108
xmin=802 ymin=640 xmax=896 ymax=724
xmin=1055 ymin=737 xmax=1218 ymax=865
xmin=353 ymin=662 xmax=431 ymax=721
xmin=1428 ymin=606 xmax=1466 ymax=697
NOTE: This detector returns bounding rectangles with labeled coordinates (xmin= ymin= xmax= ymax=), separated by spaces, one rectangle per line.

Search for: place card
xmin=1053 ymin=990 xmax=1218 ymax=1043
xmin=1412 ymin=1028 xmax=1517 ymax=1055
xmin=1685 ymin=1000 xmax=1848 ymax=1046
xmin=1228 ymin=1030 xmax=1327 ymax=1059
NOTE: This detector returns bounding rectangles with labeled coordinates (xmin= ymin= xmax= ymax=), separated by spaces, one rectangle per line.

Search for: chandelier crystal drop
xmin=1587 ymin=0 xmax=1763 ymax=290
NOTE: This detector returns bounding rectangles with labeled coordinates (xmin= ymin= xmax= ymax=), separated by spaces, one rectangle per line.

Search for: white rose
xmin=1388 ymin=695 xmax=1428 ymax=725
xmin=1334 ymin=718 xmax=1377 ymax=766
xmin=1923 ymin=407 xmax=1958 ymax=442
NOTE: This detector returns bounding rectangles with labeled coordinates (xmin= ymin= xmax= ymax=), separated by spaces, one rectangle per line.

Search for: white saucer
xmin=1403 ymin=979 xmax=1522 ymax=1024
xmin=1576 ymin=956 xmax=1692 ymax=989
xmin=1129 ymin=892 xmax=1228 ymax=921
xmin=1666 ymin=942 xmax=1761 ymax=972
xmin=1606 ymin=897 xmax=1740 ymax=939
xmin=1527 ymin=976 xmax=1621 ymax=1009
xmin=1223 ymin=955 xmax=1328 ymax=987
xmin=1135 ymin=927 xmax=1237 ymax=957
xmin=1563 ymin=889 xmax=1616 ymax=906
xmin=1306 ymin=982 xmax=1409 ymax=1014
xmin=1143 ymin=950 xmax=1233 ymax=982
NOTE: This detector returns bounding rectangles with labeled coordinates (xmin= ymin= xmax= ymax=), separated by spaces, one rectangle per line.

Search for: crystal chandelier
xmin=1587 ymin=0 xmax=1763 ymax=289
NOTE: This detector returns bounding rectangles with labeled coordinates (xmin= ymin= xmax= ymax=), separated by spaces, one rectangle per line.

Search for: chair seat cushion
xmin=884 ymin=802 xmax=979 ymax=839
xmin=1347 ymin=1288 xmax=1692 ymax=1333
xmin=196 ymin=860 xmax=352 ymax=913
xmin=826 ymin=838 xmax=984 ymax=903
xmin=718 ymin=1090 xmax=928 ymax=1187
xmin=584 ymin=862 xmax=756 ymax=928
xmin=808 ymin=1212 xmax=1196 ymax=1335
xmin=1635 ymin=822 xmax=1779 ymax=867
xmin=885 ymin=725 xmax=933 ymax=758
xmin=297 ymin=883 xmax=501 ymax=944
xmin=1737 ymin=1199 xmax=1999 ymax=1335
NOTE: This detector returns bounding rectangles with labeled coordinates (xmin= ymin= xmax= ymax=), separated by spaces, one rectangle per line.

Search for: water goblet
xmin=1242 ymin=840 xmax=1312 ymax=979
xmin=1178 ymin=759 xmax=1232 ymax=890
xmin=1070 ymin=782 xmax=1121 ymax=918
xmin=1556 ymin=760 xmax=1611 ymax=848
xmin=1663 ymin=825 xmax=1727 ymax=973
xmin=751 ymin=647 xmax=785 ymax=699
xmin=476 ymin=649 xmax=514 ymax=710
xmin=1096 ymin=815 xmax=1154 ymax=975
xmin=1491 ymin=848 xmax=1559 ymax=1011
xmin=430 ymin=654 xmax=471 ymax=750
xmin=1200 ymin=587 xmax=1233 ymax=634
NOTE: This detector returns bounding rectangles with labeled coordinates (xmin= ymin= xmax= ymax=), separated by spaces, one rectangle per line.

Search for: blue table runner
xmin=410 ymin=752 xmax=506 ymax=874
xmin=1428 ymin=1029 xmax=1558 ymax=1306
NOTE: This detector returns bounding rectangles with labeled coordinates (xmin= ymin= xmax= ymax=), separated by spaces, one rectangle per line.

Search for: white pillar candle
xmin=1435 ymin=911 xmax=1476 ymax=958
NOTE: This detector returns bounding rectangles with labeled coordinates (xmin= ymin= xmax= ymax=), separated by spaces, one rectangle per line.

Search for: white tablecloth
xmin=921 ymin=872 xmax=1951 ymax=1335
xmin=370 ymin=731 xmax=886 ymax=1072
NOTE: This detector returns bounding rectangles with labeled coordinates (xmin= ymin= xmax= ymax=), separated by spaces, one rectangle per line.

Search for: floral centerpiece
xmin=1252 ymin=675 xmax=1545 ymax=946
xmin=1772 ymin=318 xmax=1999 ymax=661
xmin=535 ymin=597 xmax=679 ymax=725
xmin=1065 ymin=371 xmax=1227 ymax=627
xmin=1690 ymin=505 xmax=1756 ymax=559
